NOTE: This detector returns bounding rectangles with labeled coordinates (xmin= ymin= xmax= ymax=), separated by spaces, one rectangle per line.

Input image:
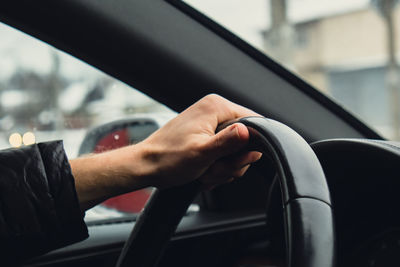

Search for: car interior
xmin=1 ymin=0 xmax=400 ymax=266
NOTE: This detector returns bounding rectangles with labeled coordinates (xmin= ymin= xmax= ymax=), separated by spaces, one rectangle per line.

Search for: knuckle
xmin=203 ymin=93 xmax=221 ymax=102
xmin=200 ymin=94 xmax=223 ymax=108
xmin=213 ymin=134 xmax=223 ymax=151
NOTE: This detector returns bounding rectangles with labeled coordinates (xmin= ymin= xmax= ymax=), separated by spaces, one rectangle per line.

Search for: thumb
xmin=205 ymin=123 xmax=250 ymax=160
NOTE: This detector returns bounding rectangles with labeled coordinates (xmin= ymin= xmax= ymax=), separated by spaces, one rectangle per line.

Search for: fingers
xmin=203 ymin=123 xmax=250 ymax=160
xmin=200 ymin=94 xmax=261 ymax=125
xmin=199 ymin=151 xmax=262 ymax=186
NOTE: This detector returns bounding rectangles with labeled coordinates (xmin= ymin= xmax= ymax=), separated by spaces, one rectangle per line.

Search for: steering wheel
xmin=116 ymin=117 xmax=336 ymax=267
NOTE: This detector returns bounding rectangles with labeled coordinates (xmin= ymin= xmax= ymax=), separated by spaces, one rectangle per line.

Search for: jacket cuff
xmin=37 ymin=141 xmax=89 ymax=251
xmin=0 ymin=141 xmax=88 ymax=261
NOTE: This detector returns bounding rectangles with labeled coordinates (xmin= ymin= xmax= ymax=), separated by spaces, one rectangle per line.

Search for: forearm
xmin=70 ymin=143 xmax=154 ymax=211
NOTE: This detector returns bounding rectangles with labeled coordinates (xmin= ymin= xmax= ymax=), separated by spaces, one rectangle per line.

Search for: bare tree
xmin=372 ymin=0 xmax=400 ymax=139
xmin=265 ymin=0 xmax=294 ymax=69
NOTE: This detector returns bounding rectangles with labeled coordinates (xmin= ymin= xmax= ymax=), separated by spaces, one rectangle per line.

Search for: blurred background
xmin=186 ymin=0 xmax=400 ymax=140
xmin=0 ymin=0 xmax=398 ymax=220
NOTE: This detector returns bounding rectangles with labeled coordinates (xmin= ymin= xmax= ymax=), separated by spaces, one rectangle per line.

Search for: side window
xmin=0 ymin=22 xmax=177 ymax=221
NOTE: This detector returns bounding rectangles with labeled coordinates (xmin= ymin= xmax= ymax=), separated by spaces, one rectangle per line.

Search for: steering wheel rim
xmin=116 ymin=117 xmax=336 ymax=267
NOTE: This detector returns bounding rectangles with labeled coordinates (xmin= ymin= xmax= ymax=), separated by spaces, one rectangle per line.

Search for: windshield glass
xmin=184 ymin=0 xmax=400 ymax=140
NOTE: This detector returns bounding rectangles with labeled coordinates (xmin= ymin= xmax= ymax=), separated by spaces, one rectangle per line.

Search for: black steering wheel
xmin=116 ymin=117 xmax=336 ymax=267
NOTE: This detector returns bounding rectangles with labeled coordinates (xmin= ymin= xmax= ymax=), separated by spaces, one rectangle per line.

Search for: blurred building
xmin=265 ymin=5 xmax=400 ymax=137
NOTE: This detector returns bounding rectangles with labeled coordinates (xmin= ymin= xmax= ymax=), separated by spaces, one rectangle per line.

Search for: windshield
xmin=184 ymin=0 xmax=400 ymax=140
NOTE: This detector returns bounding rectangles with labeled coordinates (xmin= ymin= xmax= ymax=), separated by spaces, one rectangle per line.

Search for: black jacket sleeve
xmin=0 ymin=141 xmax=88 ymax=263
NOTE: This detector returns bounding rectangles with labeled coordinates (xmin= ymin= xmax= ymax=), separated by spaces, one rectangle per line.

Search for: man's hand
xmin=71 ymin=94 xmax=262 ymax=211
xmin=139 ymin=94 xmax=262 ymax=189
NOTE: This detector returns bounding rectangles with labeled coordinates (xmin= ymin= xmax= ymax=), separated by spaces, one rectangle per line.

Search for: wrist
xmin=103 ymin=143 xmax=156 ymax=194
xmin=127 ymin=140 xmax=164 ymax=188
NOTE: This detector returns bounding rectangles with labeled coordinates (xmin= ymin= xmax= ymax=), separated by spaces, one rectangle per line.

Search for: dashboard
xmin=312 ymin=139 xmax=400 ymax=267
